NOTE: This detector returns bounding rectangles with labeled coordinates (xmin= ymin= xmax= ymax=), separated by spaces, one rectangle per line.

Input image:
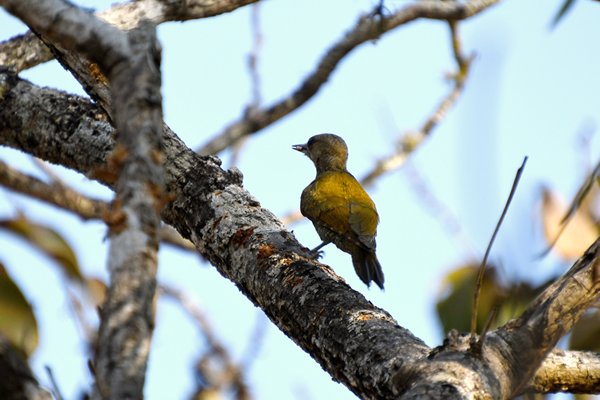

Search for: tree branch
xmin=530 ymin=349 xmax=600 ymax=394
xmin=198 ymin=0 xmax=499 ymax=155
xmin=484 ymin=238 xmax=600 ymax=397
xmin=0 ymin=0 xmax=257 ymax=72
xmin=0 ymin=158 xmax=109 ymax=220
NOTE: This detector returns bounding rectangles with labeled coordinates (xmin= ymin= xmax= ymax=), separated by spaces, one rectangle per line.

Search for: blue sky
xmin=0 ymin=0 xmax=599 ymax=399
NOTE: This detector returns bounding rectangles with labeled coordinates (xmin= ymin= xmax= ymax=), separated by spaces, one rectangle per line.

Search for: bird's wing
xmin=348 ymin=199 xmax=378 ymax=250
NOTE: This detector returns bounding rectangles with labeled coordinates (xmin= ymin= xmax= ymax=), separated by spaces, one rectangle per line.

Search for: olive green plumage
xmin=293 ymin=134 xmax=384 ymax=289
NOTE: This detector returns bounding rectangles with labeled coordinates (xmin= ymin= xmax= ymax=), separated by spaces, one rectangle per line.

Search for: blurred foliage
xmin=436 ymin=167 xmax=600 ymax=352
xmin=569 ymin=309 xmax=600 ymax=352
xmin=0 ymin=216 xmax=87 ymax=357
xmin=435 ymin=264 xmax=551 ymax=334
xmin=0 ymin=215 xmax=84 ymax=282
xmin=540 ymin=186 xmax=599 ymax=259
xmin=0 ymin=263 xmax=38 ymax=356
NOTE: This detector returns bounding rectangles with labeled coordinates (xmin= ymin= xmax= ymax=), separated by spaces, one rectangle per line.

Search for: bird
xmin=292 ymin=133 xmax=384 ymax=289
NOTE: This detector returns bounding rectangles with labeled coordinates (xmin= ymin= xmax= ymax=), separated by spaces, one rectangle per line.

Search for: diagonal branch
xmin=0 ymin=72 xmax=432 ymax=399
xmin=2 ymin=72 xmax=600 ymax=398
xmin=485 ymin=237 xmax=600 ymax=397
xmin=198 ymin=0 xmax=499 ymax=155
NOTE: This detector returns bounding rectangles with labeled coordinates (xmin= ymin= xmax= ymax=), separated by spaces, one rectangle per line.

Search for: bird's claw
xmin=308 ymin=249 xmax=325 ymax=260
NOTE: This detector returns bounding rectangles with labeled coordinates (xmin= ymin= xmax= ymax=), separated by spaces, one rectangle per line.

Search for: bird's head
xmin=293 ymin=133 xmax=348 ymax=174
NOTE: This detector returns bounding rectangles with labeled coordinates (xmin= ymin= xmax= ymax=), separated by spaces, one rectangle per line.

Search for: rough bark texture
xmin=1 ymin=74 xmax=599 ymax=399
xmin=530 ymin=350 xmax=600 ymax=394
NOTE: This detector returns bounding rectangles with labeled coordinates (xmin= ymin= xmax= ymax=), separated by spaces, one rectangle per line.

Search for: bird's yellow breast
xmin=301 ymin=171 xmax=378 ymax=237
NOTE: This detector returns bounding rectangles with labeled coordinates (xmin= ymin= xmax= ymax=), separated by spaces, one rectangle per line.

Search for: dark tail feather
xmin=352 ymin=251 xmax=385 ymax=290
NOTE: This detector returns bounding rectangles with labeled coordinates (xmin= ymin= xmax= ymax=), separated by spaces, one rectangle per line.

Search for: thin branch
xmin=0 ymin=158 xmax=193 ymax=249
xmin=198 ymin=0 xmax=500 ymax=155
xmin=44 ymin=366 xmax=64 ymax=400
xmin=0 ymin=159 xmax=109 ymax=220
xmin=470 ymin=156 xmax=528 ymax=336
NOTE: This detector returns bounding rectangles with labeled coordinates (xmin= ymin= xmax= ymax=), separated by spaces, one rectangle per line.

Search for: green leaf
xmin=436 ymin=264 xmax=503 ymax=333
xmin=0 ymin=216 xmax=83 ymax=282
xmin=436 ymin=264 xmax=551 ymax=334
xmin=0 ymin=263 xmax=38 ymax=356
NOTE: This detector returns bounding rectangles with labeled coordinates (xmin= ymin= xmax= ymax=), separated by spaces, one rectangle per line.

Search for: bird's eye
xmin=307 ymin=137 xmax=317 ymax=148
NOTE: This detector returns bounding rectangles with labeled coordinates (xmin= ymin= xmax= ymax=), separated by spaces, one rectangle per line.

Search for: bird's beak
xmin=292 ymin=143 xmax=308 ymax=154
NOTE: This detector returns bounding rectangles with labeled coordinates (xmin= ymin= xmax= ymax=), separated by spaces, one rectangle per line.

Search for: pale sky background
xmin=0 ymin=0 xmax=599 ymax=399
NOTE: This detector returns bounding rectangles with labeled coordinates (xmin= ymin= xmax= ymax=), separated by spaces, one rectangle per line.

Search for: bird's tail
xmin=352 ymin=251 xmax=385 ymax=290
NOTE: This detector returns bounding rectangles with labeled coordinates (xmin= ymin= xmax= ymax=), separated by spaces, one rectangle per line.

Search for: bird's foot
xmin=307 ymin=241 xmax=329 ymax=260
xmin=307 ymin=248 xmax=325 ymax=260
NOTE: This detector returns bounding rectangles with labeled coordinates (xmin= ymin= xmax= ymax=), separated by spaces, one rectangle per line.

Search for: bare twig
xmin=44 ymin=365 xmax=64 ymax=400
xmin=470 ymin=157 xmax=528 ymax=337
xmin=229 ymin=3 xmax=263 ymax=168
xmin=198 ymin=0 xmax=500 ymax=155
xmin=32 ymin=157 xmax=68 ymax=186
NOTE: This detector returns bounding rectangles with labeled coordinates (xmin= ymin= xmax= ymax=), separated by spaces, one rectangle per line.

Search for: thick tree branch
xmin=198 ymin=0 xmax=499 ymax=155
xmin=0 ymin=0 xmax=257 ymax=72
xmin=530 ymin=349 xmax=600 ymax=394
xmin=2 ymin=74 xmax=599 ymax=399
xmin=483 ymin=238 xmax=600 ymax=397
